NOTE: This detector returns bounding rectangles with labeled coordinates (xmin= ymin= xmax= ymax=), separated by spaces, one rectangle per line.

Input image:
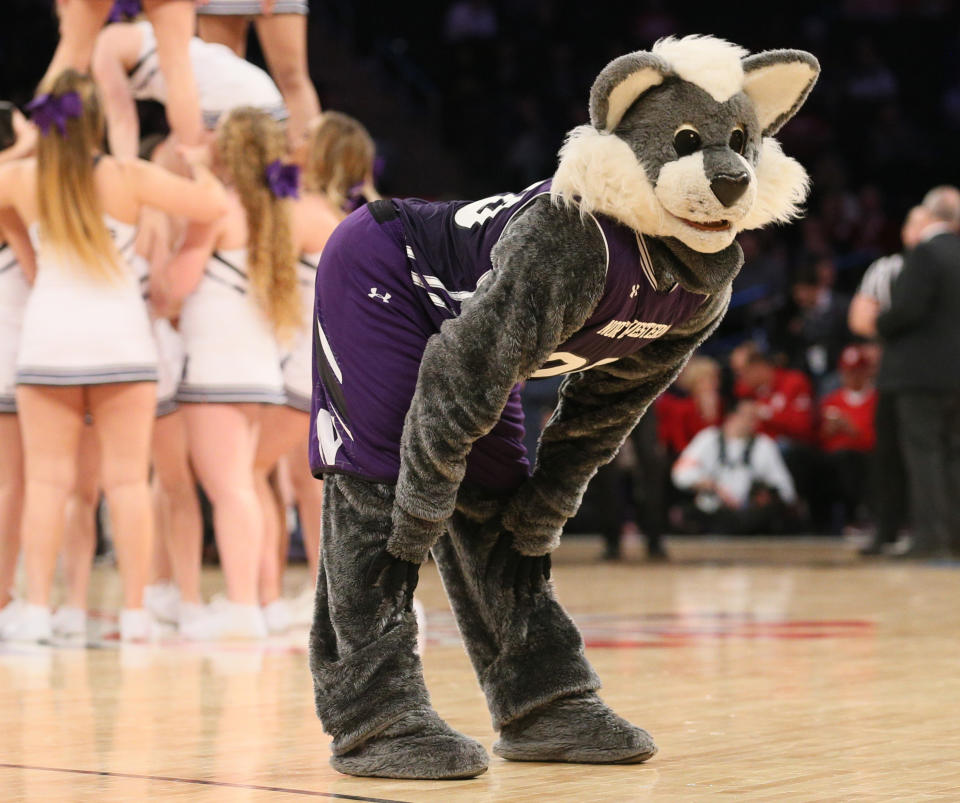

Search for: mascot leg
xmin=433 ymin=487 xmax=657 ymax=764
xmin=309 ymin=475 xmax=488 ymax=779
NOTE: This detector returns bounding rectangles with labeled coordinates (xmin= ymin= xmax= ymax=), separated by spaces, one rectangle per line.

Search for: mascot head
xmin=553 ymin=36 xmax=819 ymax=291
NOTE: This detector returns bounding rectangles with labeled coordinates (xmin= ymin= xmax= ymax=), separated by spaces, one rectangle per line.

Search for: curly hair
xmin=36 ymin=70 xmax=120 ymax=281
xmin=216 ymin=107 xmax=301 ymax=340
xmin=303 ymin=111 xmax=376 ymax=213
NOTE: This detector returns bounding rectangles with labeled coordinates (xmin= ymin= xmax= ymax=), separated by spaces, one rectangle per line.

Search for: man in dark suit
xmin=876 ymin=186 xmax=960 ymax=558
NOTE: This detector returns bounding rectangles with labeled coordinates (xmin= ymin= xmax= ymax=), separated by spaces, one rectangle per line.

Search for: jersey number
xmin=453 ymin=181 xmax=543 ymax=229
xmin=530 ymin=352 xmax=618 ymax=379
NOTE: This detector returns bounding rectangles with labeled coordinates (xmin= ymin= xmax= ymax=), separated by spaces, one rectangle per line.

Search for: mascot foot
xmin=331 ymin=709 xmax=489 ymax=780
xmin=493 ymin=692 xmax=657 ymax=764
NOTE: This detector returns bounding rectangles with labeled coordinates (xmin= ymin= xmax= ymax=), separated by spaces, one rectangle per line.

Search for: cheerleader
xmin=158 ymin=106 xmax=305 ymax=639
xmin=0 ymin=208 xmax=36 ymax=634
xmin=255 ymin=112 xmax=377 ymax=627
xmin=196 ymin=0 xmax=319 ymax=147
xmin=0 ymin=71 xmax=227 ymax=642
xmin=42 ymin=0 xmax=203 ymax=150
xmin=93 ymin=17 xmax=287 ymax=160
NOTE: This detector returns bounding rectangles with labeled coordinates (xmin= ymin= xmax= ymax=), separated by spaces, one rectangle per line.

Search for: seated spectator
xmin=819 ymin=345 xmax=877 ymax=531
xmin=735 ymin=351 xmax=816 ymax=445
xmin=734 ymin=348 xmax=821 ymax=527
xmin=670 ymin=402 xmax=797 ymax=534
xmin=656 ymin=355 xmax=723 ymax=456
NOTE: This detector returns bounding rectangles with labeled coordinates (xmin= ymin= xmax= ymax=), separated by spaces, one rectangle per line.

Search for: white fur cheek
xmin=655 ymin=153 xmax=713 ymax=219
xmin=736 ymin=137 xmax=810 ymax=231
xmin=552 ymin=125 xmax=665 ymax=235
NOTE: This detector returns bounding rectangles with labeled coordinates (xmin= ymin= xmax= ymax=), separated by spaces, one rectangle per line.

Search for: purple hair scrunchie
xmin=26 ymin=92 xmax=83 ymax=137
xmin=265 ymin=160 xmax=300 ymax=200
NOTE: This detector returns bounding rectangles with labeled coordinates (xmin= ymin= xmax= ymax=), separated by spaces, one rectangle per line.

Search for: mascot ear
xmin=741 ymin=50 xmax=820 ymax=136
xmin=589 ymin=51 xmax=673 ymax=133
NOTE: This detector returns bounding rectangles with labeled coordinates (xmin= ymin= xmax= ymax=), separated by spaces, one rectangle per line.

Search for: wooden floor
xmin=2 ymin=537 xmax=959 ymax=801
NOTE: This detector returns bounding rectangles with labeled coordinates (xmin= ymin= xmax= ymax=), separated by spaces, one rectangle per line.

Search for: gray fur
xmin=389 ymin=198 xmax=608 ymax=563
xmin=433 ymin=490 xmax=601 ymax=728
xmin=589 ymin=51 xmax=673 ymax=131
xmin=503 ymin=285 xmax=730 ymax=556
xmin=331 ymin=709 xmax=489 ymax=780
xmin=653 ymin=234 xmax=744 ymax=296
xmin=742 ymin=49 xmax=820 ymax=136
xmin=615 ymin=80 xmax=761 ymax=183
xmin=494 ymin=692 xmax=657 ymax=764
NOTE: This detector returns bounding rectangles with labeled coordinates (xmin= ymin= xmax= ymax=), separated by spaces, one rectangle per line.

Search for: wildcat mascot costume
xmin=308 ymin=35 xmax=819 ymax=780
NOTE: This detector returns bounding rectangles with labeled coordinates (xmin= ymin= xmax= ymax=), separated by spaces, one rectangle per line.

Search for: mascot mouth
xmin=675 ymin=216 xmax=731 ymax=232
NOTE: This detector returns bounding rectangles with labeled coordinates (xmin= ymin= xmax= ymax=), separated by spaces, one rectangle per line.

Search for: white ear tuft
xmin=737 ymin=137 xmax=810 ymax=231
xmin=603 ymin=68 xmax=666 ymax=133
xmin=652 ymin=35 xmax=747 ymax=103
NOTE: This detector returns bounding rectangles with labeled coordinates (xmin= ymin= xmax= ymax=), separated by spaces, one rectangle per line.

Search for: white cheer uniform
xmin=128 ymin=21 xmax=287 ymax=129
xmin=17 ymin=217 xmax=158 ymax=386
xmin=177 ymin=248 xmax=285 ymax=404
xmin=197 ymin=0 xmax=308 ymax=15
xmin=0 ymin=244 xmax=30 ymax=412
xmin=281 ymin=250 xmax=320 ymax=412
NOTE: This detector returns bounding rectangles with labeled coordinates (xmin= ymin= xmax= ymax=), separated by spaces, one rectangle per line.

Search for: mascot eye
xmin=729 ymin=127 xmax=746 ymax=154
xmin=673 ymin=128 xmax=702 ymax=157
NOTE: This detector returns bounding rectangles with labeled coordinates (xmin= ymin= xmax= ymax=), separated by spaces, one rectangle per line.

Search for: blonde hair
xmin=677 ymin=355 xmax=720 ymax=393
xmin=303 ymin=111 xmax=376 ymax=213
xmin=216 ymin=107 xmax=300 ymax=339
xmin=36 ymin=70 xmax=120 ymax=281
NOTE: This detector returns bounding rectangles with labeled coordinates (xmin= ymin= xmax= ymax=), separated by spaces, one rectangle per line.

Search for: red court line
xmin=0 ymin=763 xmax=411 ymax=803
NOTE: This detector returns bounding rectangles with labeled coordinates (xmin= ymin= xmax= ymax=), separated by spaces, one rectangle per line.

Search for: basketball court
xmin=3 ymin=538 xmax=957 ymax=801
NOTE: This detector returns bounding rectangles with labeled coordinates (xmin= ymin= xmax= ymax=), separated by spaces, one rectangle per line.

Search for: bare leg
xmin=15 ymin=385 xmax=85 ymax=607
xmin=143 ymin=0 xmax=203 ymax=148
xmin=195 ymin=14 xmax=250 ymax=57
xmin=254 ymin=13 xmax=321 ymax=148
xmin=152 ymin=410 xmax=202 ymax=604
xmin=287 ymin=436 xmax=323 ymax=582
xmin=41 ymin=0 xmax=112 ymax=87
xmin=89 ymin=382 xmax=157 ymax=610
xmin=61 ymin=424 xmax=100 ymax=610
xmin=253 ymin=405 xmax=304 ymax=604
xmin=0 ymin=414 xmax=24 ymax=607
xmin=184 ymin=403 xmax=262 ymax=605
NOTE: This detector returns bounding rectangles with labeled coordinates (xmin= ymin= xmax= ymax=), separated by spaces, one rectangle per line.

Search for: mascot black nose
xmin=710 ymin=172 xmax=750 ymax=207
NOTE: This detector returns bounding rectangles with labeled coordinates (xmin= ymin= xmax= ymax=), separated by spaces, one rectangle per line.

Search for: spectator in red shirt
xmin=733 ymin=348 xmax=821 ymax=528
xmin=819 ymin=345 xmax=878 ymax=531
xmin=735 ymin=352 xmax=816 ymax=444
xmin=657 ymin=355 xmax=723 ymax=455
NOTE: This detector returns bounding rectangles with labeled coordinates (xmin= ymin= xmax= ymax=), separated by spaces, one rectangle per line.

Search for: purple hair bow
xmin=108 ymin=0 xmax=142 ymax=22
xmin=265 ymin=160 xmax=300 ymax=199
xmin=26 ymin=92 xmax=83 ymax=137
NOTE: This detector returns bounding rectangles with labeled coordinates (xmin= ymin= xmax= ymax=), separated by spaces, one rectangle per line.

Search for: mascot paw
xmin=366 ymin=548 xmax=420 ymax=610
xmin=485 ymin=532 xmax=551 ymax=597
xmin=493 ymin=692 xmax=657 ymax=764
xmin=331 ymin=708 xmax=489 ymax=780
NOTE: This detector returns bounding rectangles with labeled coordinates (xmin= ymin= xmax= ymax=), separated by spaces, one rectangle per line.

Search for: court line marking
xmin=0 ymin=764 xmax=412 ymax=803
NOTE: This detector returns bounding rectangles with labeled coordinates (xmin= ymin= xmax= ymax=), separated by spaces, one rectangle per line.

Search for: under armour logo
xmin=630 ymin=284 xmax=641 ymax=298
xmin=368 ymin=287 xmax=391 ymax=304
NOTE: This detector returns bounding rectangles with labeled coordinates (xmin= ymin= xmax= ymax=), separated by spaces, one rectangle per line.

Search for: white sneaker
xmin=262 ymin=599 xmax=292 ymax=634
xmin=290 ymin=585 xmax=315 ymax=627
xmin=0 ymin=598 xmax=22 ymax=631
xmin=184 ymin=601 xmax=267 ymax=641
xmin=51 ymin=606 xmax=87 ymax=639
xmin=178 ymin=602 xmax=215 ymax=641
xmin=413 ymin=598 xmax=427 ymax=655
xmin=119 ymin=608 xmax=157 ymax=642
xmin=1 ymin=603 xmax=52 ymax=642
xmin=143 ymin=583 xmax=180 ymax=624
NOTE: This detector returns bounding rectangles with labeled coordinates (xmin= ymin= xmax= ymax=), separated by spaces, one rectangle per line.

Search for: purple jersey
xmin=309 ymin=183 xmax=707 ymax=488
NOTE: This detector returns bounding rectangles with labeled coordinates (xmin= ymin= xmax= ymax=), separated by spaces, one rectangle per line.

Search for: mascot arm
xmin=387 ymin=198 xmax=609 ymax=564
xmin=502 ymin=284 xmax=731 ymax=556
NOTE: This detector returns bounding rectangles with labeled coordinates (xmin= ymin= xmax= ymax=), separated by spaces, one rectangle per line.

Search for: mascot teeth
xmin=677 ymin=217 xmax=731 ymax=232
